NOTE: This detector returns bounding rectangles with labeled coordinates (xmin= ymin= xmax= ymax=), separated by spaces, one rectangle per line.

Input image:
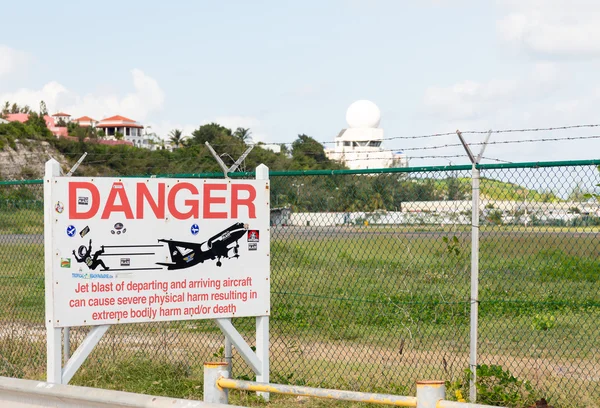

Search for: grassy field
xmin=0 ymin=221 xmax=598 ymax=407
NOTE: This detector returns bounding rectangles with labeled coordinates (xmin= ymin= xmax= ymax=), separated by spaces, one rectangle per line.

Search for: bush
xmin=446 ymin=364 xmax=543 ymax=407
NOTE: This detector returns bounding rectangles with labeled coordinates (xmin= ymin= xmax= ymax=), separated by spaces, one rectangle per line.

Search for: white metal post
xmin=255 ymin=164 xmax=270 ymax=401
xmin=62 ymin=325 xmax=110 ymax=384
xmin=416 ymin=381 xmax=445 ymax=408
xmin=256 ymin=316 xmax=270 ymax=401
xmin=470 ymin=165 xmax=480 ymax=403
xmin=224 ymin=336 xmax=232 ymax=373
xmin=203 ymin=362 xmax=230 ymax=404
xmin=63 ymin=327 xmax=70 ymax=363
xmin=44 ymin=159 xmax=62 ymax=383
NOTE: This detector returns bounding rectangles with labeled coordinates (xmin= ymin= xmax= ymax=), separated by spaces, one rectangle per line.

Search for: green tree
xmin=447 ymin=176 xmax=466 ymax=200
xmin=568 ymin=183 xmax=587 ymax=202
xmin=24 ymin=111 xmax=52 ymax=139
xmin=190 ymin=123 xmax=232 ymax=145
xmin=39 ymin=101 xmax=48 ymax=116
xmin=291 ymin=134 xmax=333 ymax=169
xmin=233 ymin=127 xmax=252 ymax=143
xmin=68 ymin=123 xmax=90 ymax=143
xmin=1 ymin=101 xmax=9 ymax=117
xmin=169 ymin=129 xmax=184 ymax=148
xmin=487 ymin=209 xmax=504 ymax=225
xmin=10 ymin=103 xmax=19 ymax=114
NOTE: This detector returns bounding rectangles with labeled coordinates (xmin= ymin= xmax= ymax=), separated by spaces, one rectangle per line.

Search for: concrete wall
xmin=0 ymin=376 xmax=240 ymax=408
xmin=285 ymin=200 xmax=598 ymax=227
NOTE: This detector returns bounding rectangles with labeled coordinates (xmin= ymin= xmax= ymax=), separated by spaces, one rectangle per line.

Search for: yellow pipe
xmin=217 ymin=377 xmax=417 ymax=407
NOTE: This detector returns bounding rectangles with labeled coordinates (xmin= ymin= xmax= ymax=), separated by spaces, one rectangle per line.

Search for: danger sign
xmin=45 ymin=176 xmax=270 ymax=328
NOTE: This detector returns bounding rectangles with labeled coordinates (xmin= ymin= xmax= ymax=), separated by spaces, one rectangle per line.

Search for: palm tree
xmin=1 ymin=101 xmax=9 ymax=117
xmin=169 ymin=129 xmax=184 ymax=148
xmin=233 ymin=127 xmax=252 ymax=143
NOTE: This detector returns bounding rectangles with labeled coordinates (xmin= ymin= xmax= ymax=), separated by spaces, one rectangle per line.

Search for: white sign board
xmin=46 ymin=176 xmax=270 ymax=328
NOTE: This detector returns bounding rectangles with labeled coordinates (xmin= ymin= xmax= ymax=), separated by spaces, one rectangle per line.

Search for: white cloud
xmin=422 ymin=63 xmax=564 ymax=122
xmin=497 ymin=0 xmax=600 ymax=56
xmin=0 ymin=45 xmax=31 ymax=78
xmin=417 ymin=57 xmax=600 ymax=164
xmin=0 ymin=69 xmax=164 ymax=121
xmin=424 ymin=78 xmax=519 ymax=120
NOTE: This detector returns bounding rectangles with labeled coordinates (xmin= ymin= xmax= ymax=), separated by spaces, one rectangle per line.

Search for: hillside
xmin=437 ymin=178 xmax=559 ymax=202
xmin=0 ymin=120 xmax=560 ymax=207
xmin=0 ymin=140 xmax=68 ymax=180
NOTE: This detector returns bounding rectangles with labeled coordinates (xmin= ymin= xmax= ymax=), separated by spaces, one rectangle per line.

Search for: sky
xmin=2 ymin=0 xmax=600 ymax=167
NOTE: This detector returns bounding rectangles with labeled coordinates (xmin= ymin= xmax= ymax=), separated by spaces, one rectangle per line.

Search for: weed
xmin=446 ymin=364 xmax=542 ymax=407
xmin=532 ymin=314 xmax=556 ymax=331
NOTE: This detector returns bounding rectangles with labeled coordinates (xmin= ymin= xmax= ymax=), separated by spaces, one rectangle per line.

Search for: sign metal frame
xmin=44 ymin=159 xmax=270 ymax=393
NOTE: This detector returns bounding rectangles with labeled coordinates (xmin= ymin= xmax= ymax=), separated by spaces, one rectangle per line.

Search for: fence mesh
xmin=0 ymin=162 xmax=598 ymax=407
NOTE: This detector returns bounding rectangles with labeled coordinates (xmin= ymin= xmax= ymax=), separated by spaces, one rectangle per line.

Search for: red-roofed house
xmin=72 ymin=116 xmax=99 ymax=128
xmin=52 ymin=112 xmax=71 ymax=124
xmin=5 ymin=113 xmax=30 ymax=123
xmin=5 ymin=113 xmax=68 ymax=138
xmin=96 ymin=115 xmax=143 ymax=136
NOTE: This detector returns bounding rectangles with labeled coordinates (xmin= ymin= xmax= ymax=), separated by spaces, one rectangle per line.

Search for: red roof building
xmin=72 ymin=116 xmax=99 ymax=128
xmin=96 ymin=115 xmax=145 ymax=145
xmin=5 ymin=113 xmax=68 ymax=138
xmin=5 ymin=112 xmax=148 ymax=147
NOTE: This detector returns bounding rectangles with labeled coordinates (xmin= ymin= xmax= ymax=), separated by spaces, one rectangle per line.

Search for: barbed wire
xmin=3 ymin=132 xmax=600 ymax=166
xmin=469 ymin=134 xmax=600 ymax=146
xmin=461 ymin=123 xmax=600 ymax=135
xmin=480 ymin=156 xmax=512 ymax=164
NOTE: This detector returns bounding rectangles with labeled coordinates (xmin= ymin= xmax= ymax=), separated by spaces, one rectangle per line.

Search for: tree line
xmin=3 ymin=99 xmax=547 ymax=212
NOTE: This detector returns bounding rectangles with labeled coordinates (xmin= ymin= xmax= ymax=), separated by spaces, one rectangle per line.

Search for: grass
xmin=0 ymin=208 xmax=43 ymax=234
xmin=0 ymin=223 xmax=598 ymax=407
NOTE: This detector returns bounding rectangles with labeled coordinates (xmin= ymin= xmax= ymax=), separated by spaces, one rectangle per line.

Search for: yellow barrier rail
xmin=217 ymin=377 xmax=418 ymax=407
xmin=203 ymin=362 xmax=506 ymax=408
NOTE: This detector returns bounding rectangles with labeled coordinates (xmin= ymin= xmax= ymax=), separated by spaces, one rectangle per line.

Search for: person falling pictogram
xmin=73 ymin=239 xmax=109 ymax=270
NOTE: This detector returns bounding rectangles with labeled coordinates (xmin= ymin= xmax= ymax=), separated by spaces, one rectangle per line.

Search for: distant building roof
xmin=97 ymin=115 xmax=143 ymax=129
xmin=73 ymin=116 xmax=98 ymax=127
xmin=5 ymin=113 xmax=68 ymax=137
xmin=101 ymin=115 xmax=135 ymax=122
xmin=0 ymin=118 xmax=8 ymax=124
xmin=52 ymin=112 xmax=71 ymax=117
xmin=74 ymin=116 xmax=97 ymax=122
xmin=5 ymin=113 xmax=30 ymax=123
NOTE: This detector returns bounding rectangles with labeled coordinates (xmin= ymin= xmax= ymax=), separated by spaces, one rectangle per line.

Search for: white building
xmin=51 ymin=112 xmax=71 ymax=124
xmin=96 ymin=115 xmax=145 ymax=145
xmin=72 ymin=116 xmax=99 ymax=128
xmin=325 ymin=100 xmax=408 ymax=170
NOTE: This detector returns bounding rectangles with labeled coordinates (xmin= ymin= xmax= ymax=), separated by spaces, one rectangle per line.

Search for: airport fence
xmin=0 ymin=159 xmax=599 ymax=407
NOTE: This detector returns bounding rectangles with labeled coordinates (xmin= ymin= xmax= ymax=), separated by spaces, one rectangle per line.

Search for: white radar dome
xmin=346 ymin=100 xmax=381 ymax=129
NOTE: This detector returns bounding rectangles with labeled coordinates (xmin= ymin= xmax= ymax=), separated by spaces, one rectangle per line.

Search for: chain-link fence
xmin=0 ymin=160 xmax=599 ymax=407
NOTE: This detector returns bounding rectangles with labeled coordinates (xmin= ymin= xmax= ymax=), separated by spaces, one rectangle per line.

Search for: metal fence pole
xmin=224 ymin=337 xmax=232 ymax=374
xmin=203 ymin=362 xmax=230 ymax=405
xmin=469 ymin=165 xmax=480 ymax=403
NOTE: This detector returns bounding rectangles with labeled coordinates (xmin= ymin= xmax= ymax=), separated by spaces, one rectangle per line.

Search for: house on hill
xmin=72 ymin=116 xmax=98 ymax=128
xmin=96 ymin=115 xmax=144 ymax=141
xmin=5 ymin=113 xmax=68 ymax=137
xmin=52 ymin=112 xmax=71 ymax=125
